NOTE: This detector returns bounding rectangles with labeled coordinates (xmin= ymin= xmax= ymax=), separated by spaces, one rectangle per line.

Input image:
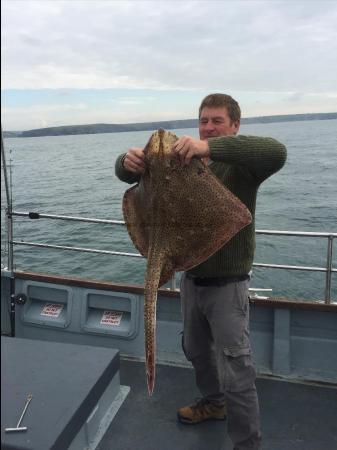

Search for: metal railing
xmin=6 ymin=210 xmax=337 ymax=304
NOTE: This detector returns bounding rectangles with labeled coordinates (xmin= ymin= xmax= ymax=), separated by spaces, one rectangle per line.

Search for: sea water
xmin=1 ymin=119 xmax=337 ymax=301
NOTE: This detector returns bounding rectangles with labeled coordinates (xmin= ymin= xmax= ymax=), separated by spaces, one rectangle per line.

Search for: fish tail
xmin=144 ymin=252 xmax=164 ymax=396
xmin=144 ymin=294 xmax=156 ymax=396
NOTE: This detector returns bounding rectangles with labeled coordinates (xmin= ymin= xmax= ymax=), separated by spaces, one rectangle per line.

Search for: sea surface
xmin=1 ymin=119 xmax=337 ymax=301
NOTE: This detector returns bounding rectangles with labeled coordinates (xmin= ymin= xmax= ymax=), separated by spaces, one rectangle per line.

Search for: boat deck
xmin=98 ymin=359 xmax=337 ymax=450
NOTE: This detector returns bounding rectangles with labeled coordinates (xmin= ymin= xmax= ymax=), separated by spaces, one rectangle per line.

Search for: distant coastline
xmin=3 ymin=112 xmax=337 ymax=138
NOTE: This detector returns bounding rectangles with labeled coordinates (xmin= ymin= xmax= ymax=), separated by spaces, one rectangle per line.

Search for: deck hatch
xmin=80 ymin=290 xmax=139 ymax=339
xmin=20 ymin=281 xmax=72 ymax=329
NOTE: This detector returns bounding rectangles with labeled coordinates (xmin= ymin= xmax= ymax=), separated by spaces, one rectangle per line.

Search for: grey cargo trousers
xmin=180 ymin=273 xmax=262 ymax=450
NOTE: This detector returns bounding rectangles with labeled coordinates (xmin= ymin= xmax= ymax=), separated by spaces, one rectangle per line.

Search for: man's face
xmin=199 ymin=106 xmax=240 ymax=140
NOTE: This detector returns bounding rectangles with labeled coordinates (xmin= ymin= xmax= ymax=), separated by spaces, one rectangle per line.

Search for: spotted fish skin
xmin=142 ymin=130 xmax=173 ymax=396
xmin=144 ymin=248 xmax=164 ymax=396
xmin=122 ymin=129 xmax=252 ymax=395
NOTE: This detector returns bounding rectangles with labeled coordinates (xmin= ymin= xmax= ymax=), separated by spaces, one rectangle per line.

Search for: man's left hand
xmin=171 ymin=136 xmax=210 ymax=165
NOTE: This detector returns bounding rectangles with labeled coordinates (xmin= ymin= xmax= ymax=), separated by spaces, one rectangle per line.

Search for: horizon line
xmin=3 ymin=112 xmax=337 ymax=133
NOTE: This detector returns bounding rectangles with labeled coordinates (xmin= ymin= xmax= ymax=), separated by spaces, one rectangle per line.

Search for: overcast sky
xmin=2 ymin=0 xmax=337 ymax=130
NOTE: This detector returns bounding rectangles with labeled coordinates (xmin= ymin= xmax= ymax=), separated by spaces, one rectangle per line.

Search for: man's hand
xmin=123 ymin=147 xmax=146 ymax=174
xmin=171 ymin=136 xmax=210 ymax=165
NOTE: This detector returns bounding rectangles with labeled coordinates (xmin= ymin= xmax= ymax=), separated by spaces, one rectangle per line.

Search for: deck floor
xmin=97 ymin=359 xmax=337 ymax=450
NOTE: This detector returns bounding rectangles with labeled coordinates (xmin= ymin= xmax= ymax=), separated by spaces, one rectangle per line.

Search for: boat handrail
xmin=9 ymin=211 xmax=337 ymax=238
xmin=5 ymin=209 xmax=337 ymax=304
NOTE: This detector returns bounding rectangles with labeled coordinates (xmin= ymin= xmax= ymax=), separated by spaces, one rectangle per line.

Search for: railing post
xmin=170 ymin=275 xmax=176 ymax=291
xmin=324 ymin=235 xmax=334 ymax=304
xmin=6 ymin=208 xmax=13 ymax=273
xmin=1 ymin=128 xmax=14 ymax=273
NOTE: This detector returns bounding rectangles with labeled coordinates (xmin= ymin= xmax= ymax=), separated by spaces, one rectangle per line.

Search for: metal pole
xmin=11 ymin=210 xmax=125 ymax=226
xmin=11 ymin=240 xmax=143 ymax=258
xmin=1 ymin=127 xmax=15 ymax=336
xmin=1 ymin=127 xmax=13 ymax=273
xmin=170 ymin=275 xmax=176 ymax=291
xmin=324 ymin=235 xmax=334 ymax=304
xmin=8 ymin=152 xmax=14 ymax=273
xmin=1 ymin=126 xmax=11 ymax=208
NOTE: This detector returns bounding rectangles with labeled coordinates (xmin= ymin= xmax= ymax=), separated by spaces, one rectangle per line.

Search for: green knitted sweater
xmin=115 ymin=135 xmax=287 ymax=277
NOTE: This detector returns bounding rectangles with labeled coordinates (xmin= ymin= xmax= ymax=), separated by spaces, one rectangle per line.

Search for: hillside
xmin=3 ymin=112 xmax=337 ymax=138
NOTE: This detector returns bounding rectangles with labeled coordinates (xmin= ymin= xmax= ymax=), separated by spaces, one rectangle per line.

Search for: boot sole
xmin=177 ymin=413 xmax=226 ymax=425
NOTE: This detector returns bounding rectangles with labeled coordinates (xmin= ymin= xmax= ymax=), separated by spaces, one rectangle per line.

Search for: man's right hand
xmin=122 ymin=147 xmax=146 ymax=174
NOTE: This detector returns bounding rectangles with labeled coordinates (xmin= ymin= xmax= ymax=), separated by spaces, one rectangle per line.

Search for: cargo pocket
xmin=223 ymin=353 xmax=257 ymax=392
xmin=223 ymin=346 xmax=251 ymax=358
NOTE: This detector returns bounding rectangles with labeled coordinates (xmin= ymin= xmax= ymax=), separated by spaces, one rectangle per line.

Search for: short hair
xmin=199 ymin=93 xmax=241 ymax=123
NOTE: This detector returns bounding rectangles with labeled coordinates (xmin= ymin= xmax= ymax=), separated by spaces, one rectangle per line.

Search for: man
xmin=115 ymin=93 xmax=287 ymax=450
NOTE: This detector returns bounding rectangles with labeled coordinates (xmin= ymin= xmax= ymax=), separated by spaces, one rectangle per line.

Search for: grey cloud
xmin=2 ymin=1 xmax=337 ymax=94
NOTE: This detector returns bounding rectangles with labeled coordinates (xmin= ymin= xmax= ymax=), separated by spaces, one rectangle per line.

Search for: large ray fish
xmin=122 ymin=129 xmax=252 ymax=395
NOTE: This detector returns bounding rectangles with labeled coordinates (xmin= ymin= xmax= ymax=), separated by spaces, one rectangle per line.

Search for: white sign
xmin=41 ymin=303 xmax=64 ymax=318
xmin=100 ymin=310 xmax=123 ymax=326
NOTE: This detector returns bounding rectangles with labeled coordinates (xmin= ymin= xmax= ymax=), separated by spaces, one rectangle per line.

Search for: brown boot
xmin=177 ymin=398 xmax=227 ymax=424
